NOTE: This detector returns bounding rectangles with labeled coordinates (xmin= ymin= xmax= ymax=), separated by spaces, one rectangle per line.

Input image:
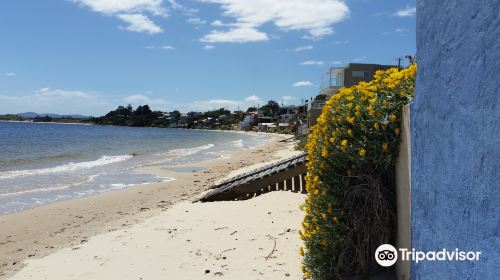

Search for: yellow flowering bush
xmin=300 ymin=65 xmax=417 ymax=279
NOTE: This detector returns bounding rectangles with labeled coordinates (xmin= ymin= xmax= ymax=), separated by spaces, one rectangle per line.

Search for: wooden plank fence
xmin=195 ymin=152 xmax=308 ymax=202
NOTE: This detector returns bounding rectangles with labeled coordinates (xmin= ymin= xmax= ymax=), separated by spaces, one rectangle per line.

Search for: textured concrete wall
xmin=396 ymin=105 xmax=411 ymax=280
xmin=412 ymin=0 xmax=499 ymax=279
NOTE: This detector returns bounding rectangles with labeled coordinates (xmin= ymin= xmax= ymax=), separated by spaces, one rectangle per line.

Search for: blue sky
xmin=0 ymin=0 xmax=416 ymax=116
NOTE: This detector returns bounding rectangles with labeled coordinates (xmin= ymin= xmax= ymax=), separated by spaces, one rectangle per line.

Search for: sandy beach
xmin=0 ymin=133 xmax=305 ymax=279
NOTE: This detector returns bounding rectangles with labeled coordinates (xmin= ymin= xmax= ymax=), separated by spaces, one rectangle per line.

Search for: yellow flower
xmin=329 ymin=137 xmax=336 ymax=143
xmin=389 ymin=114 xmax=397 ymax=122
xmin=382 ymin=143 xmax=388 ymax=151
xmin=333 ymin=216 xmax=338 ymax=223
xmin=373 ymin=122 xmax=380 ymax=130
xmin=299 ymin=246 xmax=304 ymax=256
xmin=395 ymin=127 xmax=400 ymax=135
xmin=321 ymin=148 xmax=328 ymax=158
xmin=341 ymin=139 xmax=348 ymax=148
xmin=369 ymin=97 xmax=378 ymax=104
xmin=348 ymin=129 xmax=353 ymax=137
xmin=321 ymin=213 xmax=327 ymax=220
xmin=359 ymin=148 xmax=366 ymax=157
xmin=368 ymin=106 xmax=376 ymax=117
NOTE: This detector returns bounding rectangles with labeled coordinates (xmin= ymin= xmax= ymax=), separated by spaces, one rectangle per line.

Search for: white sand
xmin=11 ymin=191 xmax=306 ymax=280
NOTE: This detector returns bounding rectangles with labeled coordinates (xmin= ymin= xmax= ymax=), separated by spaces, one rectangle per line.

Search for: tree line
xmin=92 ymin=100 xmax=284 ymax=128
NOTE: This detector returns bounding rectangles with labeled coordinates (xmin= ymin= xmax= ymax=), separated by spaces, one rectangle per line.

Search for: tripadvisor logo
xmin=375 ymin=244 xmax=398 ymax=267
xmin=375 ymin=244 xmax=482 ymax=266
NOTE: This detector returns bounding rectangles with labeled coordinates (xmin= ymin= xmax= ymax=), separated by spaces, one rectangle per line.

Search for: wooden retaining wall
xmin=196 ymin=153 xmax=308 ymax=202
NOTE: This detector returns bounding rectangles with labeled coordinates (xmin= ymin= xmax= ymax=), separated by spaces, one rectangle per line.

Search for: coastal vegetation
xmin=1 ymin=100 xmax=302 ymax=135
xmin=300 ymin=65 xmax=417 ymax=279
xmin=92 ymin=105 xmax=166 ymax=127
xmin=91 ymin=100 xmax=287 ymax=129
xmin=0 ymin=114 xmax=91 ymax=123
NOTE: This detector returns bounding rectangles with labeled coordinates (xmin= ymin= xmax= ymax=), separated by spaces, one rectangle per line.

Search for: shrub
xmin=300 ymin=65 xmax=417 ymax=279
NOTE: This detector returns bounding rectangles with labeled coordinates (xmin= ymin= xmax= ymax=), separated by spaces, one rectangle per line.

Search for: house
xmin=307 ymin=63 xmax=397 ymax=128
xmin=320 ymin=63 xmax=396 ymax=97
xmin=178 ymin=114 xmax=188 ymax=127
xmin=278 ymin=105 xmax=297 ymax=123
xmin=240 ymin=112 xmax=258 ymax=130
xmin=306 ymin=96 xmax=327 ymax=128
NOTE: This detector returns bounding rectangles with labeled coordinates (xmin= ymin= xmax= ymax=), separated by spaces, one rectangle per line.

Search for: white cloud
xmin=331 ymin=60 xmax=342 ymax=65
xmin=211 ymin=20 xmax=225 ymax=26
xmin=187 ymin=17 xmax=207 ymax=25
xmin=295 ymin=45 xmax=313 ymax=52
xmin=395 ymin=28 xmax=407 ymax=32
xmin=145 ymin=45 xmax=156 ymax=49
xmin=187 ymin=95 xmax=263 ymax=111
xmin=162 ymin=45 xmax=175 ymax=50
xmin=292 ymin=81 xmax=313 ymax=87
xmin=300 ymin=60 xmax=324 ymax=66
xmin=199 ymin=0 xmax=349 ymax=43
xmin=245 ymin=95 xmax=263 ymax=103
xmin=4 ymin=72 xmax=16 ymax=77
xmin=72 ymin=0 xmax=167 ymax=16
xmin=189 ymin=99 xmax=239 ymax=111
xmin=244 ymin=95 xmax=262 ymax=103
xmin=117 ymin=13 xmax=163 ymax=34
xmin=72 ymin=0 xmax=166 ymax=34
xmin=0 ymin=88 xmax=113 ymax=116
xmin=395 ymin=7 xmax=416 ymax=17
xmin=168 ymin=0 xmax=199 ymax=16
xmin=203 ymin=45 xmax=215 ymax=50
xmin=124 ymin=94 xmax=170 ymax=106
xmin=201 ymin=25 xmax=269 ymax=43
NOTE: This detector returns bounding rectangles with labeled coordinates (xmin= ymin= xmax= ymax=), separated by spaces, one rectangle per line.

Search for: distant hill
xmin=16 ymin=112 xmax=91 ymax=119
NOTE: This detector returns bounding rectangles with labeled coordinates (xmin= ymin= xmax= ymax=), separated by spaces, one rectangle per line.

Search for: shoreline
xmin=0 ymin=120 xmax=93 ymax=126
xmin=0 ymin=133 xmax=298 ymax=279
xmin=0 ymin=120 xmax=295 ymax=136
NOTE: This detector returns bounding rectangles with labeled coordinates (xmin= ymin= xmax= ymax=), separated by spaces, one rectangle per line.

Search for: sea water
xmin=0 ymin=122 xmax=268 ymax=214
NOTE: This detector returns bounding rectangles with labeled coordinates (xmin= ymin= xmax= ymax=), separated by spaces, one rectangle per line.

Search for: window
xmin=352 ymin=71 xmax=371 ymax=78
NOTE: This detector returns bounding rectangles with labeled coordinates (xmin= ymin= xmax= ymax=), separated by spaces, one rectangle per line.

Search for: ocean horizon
xmin=0 ymin=122 xmax=268 ymax=214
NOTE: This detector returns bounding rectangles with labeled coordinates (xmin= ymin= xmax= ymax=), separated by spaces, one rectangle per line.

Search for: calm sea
xmin=0 ymin=122 xmax=268 ymax=214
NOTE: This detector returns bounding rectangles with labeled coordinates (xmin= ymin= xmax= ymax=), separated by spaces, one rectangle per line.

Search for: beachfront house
xmin=278 ymin=105 xmax=297 ymax=123
xmin=239 ymin=112 xmax=258 ymax=130
xmin=307 ymin=63 xmax=397 ymax=128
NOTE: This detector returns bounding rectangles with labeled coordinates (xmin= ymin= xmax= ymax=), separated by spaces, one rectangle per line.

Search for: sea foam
xmin=0 ymin=155 xmax=133 ymax=179
xmin=164 ymin=144 xmax=215 ymax=157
